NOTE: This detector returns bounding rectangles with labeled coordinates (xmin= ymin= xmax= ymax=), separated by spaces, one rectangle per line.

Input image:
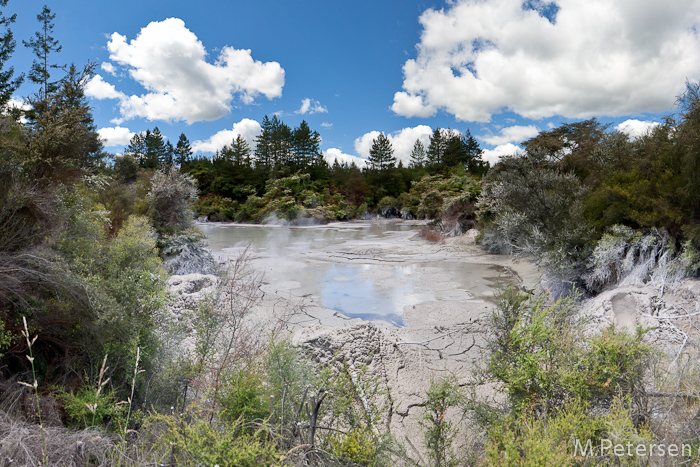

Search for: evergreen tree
xmin=293 ymin=120 xmax=321 ymax=170
xmin=221 ymin=134 xmax=252 ymax=167
xmin=125 ymin=127 xmax=172 ymax=169
xmin=367 ymin=133 xmax=395 ymax=171
xmin=426 ymin=128 xmax=447 ymax=169
xmin=444 ymin=132 xmax=466 ymax=168
xmin=0 ymin=0 xmax=22 ymax=108
xmin=23 ymin=5 xmax=62 ymax=100
xmin=125 ymin=132 xmax=147 ymax=163
xmin=28 ymin=63 xmax=103 ymax=177
xmin=174 ymin=133 xmax=192 ymax=167
xmin=270 ymin=115 xmax=293 ymax=167
xmin=409 ymin=139 xmax=426 ymax=168
xmin=462 ymin=129 xmax=488 ymax=175
xmin=254 ymin=115 xmax=273 ymax=168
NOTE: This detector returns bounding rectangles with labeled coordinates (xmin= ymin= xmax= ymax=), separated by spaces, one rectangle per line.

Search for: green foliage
xmin=0 ymin=315 xmax=10 ymax=357
xmin=217 ymin=366 xmax=270 ymax=429
xmin=0 ymin=0 xmax=23 ymax=108
xmin=23 ymin=4 xmax=62 ymax=99
xmin=484 ymin=397 xmax=653 ymax=466
xmin=486 ymin=285 xmax=651 ymax=417
xmin=59 ymin=385 xmax=124 ymax=430
xmin=330 ymin=428 xmax=381 ymax=467
xmin=149 ymin=413 xmax=283 ymax=467
xmin=404 ymin=173 xmax=480 ymax=221
xmin=420 ymin=377 xmax=463 ymax=467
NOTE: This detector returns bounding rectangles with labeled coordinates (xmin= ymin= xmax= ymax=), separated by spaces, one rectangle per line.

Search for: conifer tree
xmin=175 ymin=133 xmax=192 ymax=167
xmin=410 ymin=139 xmax=426 ymax=168
xmin=221 ymin=134 xmax=252 ymax=167
xmin=367 ymin=133 xmax=395 ymax=171
xmin=0 ymin=0 xmax=22 ymax=108
xmin=23 ymin=5 xmax=62 ymax=100
xmin=427 ymin=128 xmax=447 ymax=168
xmin=293 ymin=120 xmax=321 ymax=170
xmin=255 ymin=115 xmax=273 ymax=168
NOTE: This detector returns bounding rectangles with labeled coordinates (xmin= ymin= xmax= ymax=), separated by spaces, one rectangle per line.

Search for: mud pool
xmin=198 ymin=220 xmax=530 ymax=328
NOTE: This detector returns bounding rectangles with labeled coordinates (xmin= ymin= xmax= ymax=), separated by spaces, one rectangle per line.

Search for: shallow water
xmin=197 ymin=221 xmax=513 ymax=327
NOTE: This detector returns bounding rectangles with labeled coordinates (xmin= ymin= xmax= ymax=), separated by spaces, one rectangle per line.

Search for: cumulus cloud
xmin=393 ymin=0 xmax=700 ymax=122
xmin=101 ymin=62 xmax=117 ymax=76
xmin=481 ymin=143 xmax=523 ymax=165
xmin=321 ymin=122 xmax=333 ymax=129
xmin=98 ymin=126 xmax=135 ymax=147
xmin=616 ymin=119 xmax=661 ymax=139
xmin=480 ymin=125 xmax=540 ymax=146
xmin=85 ymin=75 xmax=126 ymax=100
xmin=354 ymin=125 xmax=434 ymax=165
xmin=324 ymin=148 xmax=367 ymax=168
xmin=89 ymin=18 xmax=284 ymax=124
xmin=296 ymin=98 xmax=327 ymax=115
xmin=192 ymin=118 xmax=262 ymax=154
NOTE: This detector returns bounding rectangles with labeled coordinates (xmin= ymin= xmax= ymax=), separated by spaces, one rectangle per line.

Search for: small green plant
xmin=60 ymin=355 xmax=124 ymax=430
xmin=147 ymin=412 xmax=283 ymax=467
xmin=421 ymin=377 xmax=463 ymax=467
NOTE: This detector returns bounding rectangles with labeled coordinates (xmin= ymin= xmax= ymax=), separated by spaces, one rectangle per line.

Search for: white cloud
xmin=96 ymin=18 xmax=284 ymax=124
xmin=321 ymin=122 xmax=333 ymax=129
xmin=296 ymin=98 xmax=327 ymax=115
xmin=324 ymin=148 xmax=367 ymax=168
xmin=192 ymin=118 xmax=262 ymax=154
xmin=480 ymin=125 xmax=540 ymax=146
xmin=394 ymin=0 xmax=700 ymax=122
xmin=354 ymin=125 xmax=434 ymax=165
xmin=481 ymin=143 xmax=523 ymax=165
xmin=5 ymin=98 xmax=30 ymax=123
xmin=616 ymin=119 xmax=661 ymax=139
xmin=101 ymin=62 xmax=117 ymax=76
xmin=85 ymin=74 xmax=126 ymax=100
xmin=98 ymin=126 xmax=135 ymax=147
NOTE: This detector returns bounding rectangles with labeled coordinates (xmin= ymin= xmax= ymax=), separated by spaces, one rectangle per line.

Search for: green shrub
xmin=217 ymin=367 xmax=270 ymax=430
xmin=149 ymin=413 xmax=283 ymax=467
xmin=59 ymin=385 xmax=125 ymax=430
xmin=485 ymin=397 xmax=654 ymax=466
xmin=421 ymin=377 xmax=463 ymax=467
xmin=486 ymin=285 xmax=652 ymax=417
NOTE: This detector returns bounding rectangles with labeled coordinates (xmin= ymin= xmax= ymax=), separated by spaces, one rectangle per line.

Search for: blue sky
xmin=7 ymin=0 xmax=700 ymax=166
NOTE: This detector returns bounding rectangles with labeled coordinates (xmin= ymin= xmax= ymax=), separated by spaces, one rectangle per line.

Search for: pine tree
xmin=221 ymin=134 xmax=252 ymax=167
xmin=0 ymin=0 xmax=23 ymax=108
xmin=174 ymin=133 xmax=192 ymax=167
xmin=254 ymin=115 xmax=273 ymax=168
xmin=23 ymin=5 xmax=62 ymax=100
xmin=367 ymin=133 xmax=395 ymax=171
xmin=28 ymin=63 xmax=103 ymax=177
xmin=426 ymin=128 xmax=447 ymax=169
xmin=293 ymin=120 xmax=321 ymax=170
xmin=409 ymin=139 xmax=426 ymax=168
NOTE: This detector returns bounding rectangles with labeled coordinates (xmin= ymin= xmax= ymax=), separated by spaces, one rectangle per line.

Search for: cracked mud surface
xmin=196 ymin=219 xmax=540 ymax=458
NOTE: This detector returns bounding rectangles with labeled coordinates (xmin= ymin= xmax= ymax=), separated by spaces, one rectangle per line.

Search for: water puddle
xmin=197 ymin=221 xmax=517 ymax=327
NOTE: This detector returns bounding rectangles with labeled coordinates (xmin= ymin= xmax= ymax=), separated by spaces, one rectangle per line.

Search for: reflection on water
xmin=197 ymin=221 xmax=513 ymax=327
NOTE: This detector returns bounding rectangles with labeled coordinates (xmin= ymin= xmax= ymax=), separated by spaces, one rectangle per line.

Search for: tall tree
xmin=293 ymin=120 xmax=321 ymax=170
xmin=367 ymin=133 xmax=395 ymax=171
xmin=23 ymin=5 xmax=62 ymax=100
xmin=174 ymin=133 xmax=192 ymax=167
xmin=28 ymin=63 xmax=103 ymax=178
xmin=409 ymin=139 xmax=426 ymax=168
xmin=426 ymin=128 xmax=447 ymax=169
xmin=0 ymin=0 xmax=22 ymax=108
xmin=221 ymin=134 xmax=252 ymax=167
xmin=254 ymin=115 xmax=273 ymax=168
